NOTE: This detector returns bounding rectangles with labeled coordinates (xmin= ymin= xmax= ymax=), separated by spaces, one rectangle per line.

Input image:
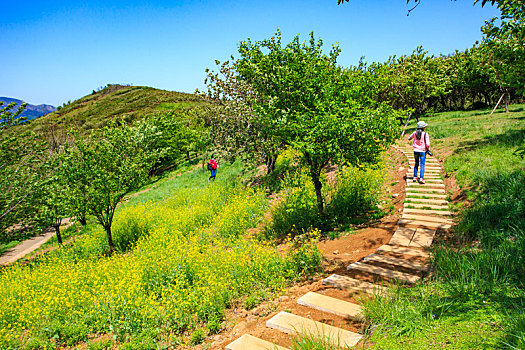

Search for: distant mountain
xmin=0 ymin=97 xmax=56 ymax=122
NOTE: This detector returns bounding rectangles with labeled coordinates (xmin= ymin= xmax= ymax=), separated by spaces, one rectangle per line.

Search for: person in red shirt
xmin=208 ymin=158 xmax=218 ymax=182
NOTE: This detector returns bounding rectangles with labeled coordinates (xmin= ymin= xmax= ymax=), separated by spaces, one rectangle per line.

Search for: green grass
xmin=0 ymin=240 xmax=21 ymax=257
xmin=363 ymin=104 xmax=525 ymax=349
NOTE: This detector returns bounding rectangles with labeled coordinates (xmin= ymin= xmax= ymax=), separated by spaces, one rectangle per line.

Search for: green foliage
xmin=480 ymin=0 xmax=525 ymax=103
xmin=60 ymin=122 xmax=151 ymax=253
xmin=0 ymin=101 xmax=27 ymax=130
xmin=267 ymin=164 xmax=384 ymax=238
xmin=0 ymin=131 xmax=48 ymax=242
xmin=189 ymin=329 xmax=204 ymax=346
xmin=457 ymin=170 xmax=525 ymax=245
xmin=290 ymin=330 xmax=341 ymax=350
xmin=0 ymin=166 xmax=322 ymax=348
xmin=205 ymin=30 xmax=401 ymax=214
xmin=326 ymin=165 xmax=384 ymax=224
xmin=284 ymin=231 xmax=323 ymax=277
xmin=112 ymin=203 xmax=154 ymax=252
xmin=267 ymin=169 xmax=323 ymax=237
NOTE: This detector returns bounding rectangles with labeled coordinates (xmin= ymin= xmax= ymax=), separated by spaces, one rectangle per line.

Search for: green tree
xmin=38 ymin=155 xmax=70 ymax=244
xmin=479 ymin=0 xmax=525 ymax=112
xmin=0 ymin=101 xmax=27 ymax=130
xmin=61 ymin=123 xmax=150 ymax=253
xmin=205 ymin=31 xmax=401 ymax=214
xmin=0 ymin=102 xmax=50 ymax=241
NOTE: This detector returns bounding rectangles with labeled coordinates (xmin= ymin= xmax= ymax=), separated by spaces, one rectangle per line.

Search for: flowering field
xmin=0 ymin=170 xmax=321 ymax=349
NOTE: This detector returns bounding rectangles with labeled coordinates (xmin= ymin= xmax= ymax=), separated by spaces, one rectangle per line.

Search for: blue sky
xmin=0 ymin=0 xmax=499 ymax=106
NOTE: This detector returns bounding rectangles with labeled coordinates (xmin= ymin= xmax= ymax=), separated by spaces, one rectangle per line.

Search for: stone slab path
xmin=224 ymin=145 xmax=453 ymax=349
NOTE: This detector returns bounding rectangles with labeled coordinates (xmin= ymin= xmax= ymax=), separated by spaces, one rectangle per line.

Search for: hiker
xmin=408 ymin=121 xmax=430 ymax=184
xmin=207 ymin=157 xmax=218 ymax=182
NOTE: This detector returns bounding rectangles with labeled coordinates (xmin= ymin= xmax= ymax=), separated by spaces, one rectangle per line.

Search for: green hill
xmin=12 ymin=84 xmax=207 ymax=137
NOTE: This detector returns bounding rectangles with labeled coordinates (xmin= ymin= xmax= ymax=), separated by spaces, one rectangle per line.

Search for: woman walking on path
xmin=408 ymin=121 xmax=430 ymax=184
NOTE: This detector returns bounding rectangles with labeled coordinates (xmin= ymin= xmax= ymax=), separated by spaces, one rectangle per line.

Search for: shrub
xmin=266 ymin=169 xmax=323 ymax=238
xmin=267 ymin=164 xmax=384 ymax=238
xmin=326 ymin=165 xmax=384 ymax=225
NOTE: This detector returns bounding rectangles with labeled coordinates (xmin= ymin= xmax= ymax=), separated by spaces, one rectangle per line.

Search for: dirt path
xmin=0 ymin=218 xmax=72 ymax=266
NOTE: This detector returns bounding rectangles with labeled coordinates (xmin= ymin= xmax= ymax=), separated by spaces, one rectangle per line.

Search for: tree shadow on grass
xmin=452 ymin=128 xmax=525 ymax=155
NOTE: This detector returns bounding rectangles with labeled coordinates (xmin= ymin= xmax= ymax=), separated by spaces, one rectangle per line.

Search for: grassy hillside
xmin=363 ymin=104 xmax=525 ymax=349
xmin=9 ymin=84 xmax=207 ymax=137
xmin=0 ymin=162 xmax=322 ymax=349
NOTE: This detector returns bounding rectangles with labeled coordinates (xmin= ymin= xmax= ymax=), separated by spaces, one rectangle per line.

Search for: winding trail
xmin=225 ymin=145 xmax=452 ymax=349
xmin=0 ymin=218 xmax=71 ymax=266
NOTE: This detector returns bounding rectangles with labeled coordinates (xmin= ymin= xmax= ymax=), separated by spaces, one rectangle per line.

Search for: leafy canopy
xmin=205 ymin=30 xmax=401 ymax=214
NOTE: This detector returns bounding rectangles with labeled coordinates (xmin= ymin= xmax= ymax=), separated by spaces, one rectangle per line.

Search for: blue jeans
xmin=413 ymin=151 xmax=426 ymax=179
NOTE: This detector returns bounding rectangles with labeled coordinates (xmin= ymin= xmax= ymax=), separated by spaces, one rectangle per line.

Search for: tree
xmin=61 ymin=123 xmax=150 ymax=254
xmin=0 ymin=101 xmax=27 ymax=130
xmin=205 ymin=31 xmax=401 ymax=215
xmin=0 ymin=103 xmax=50 ymax=241
xmin=479 ymin=0 xmax=525 ymax=112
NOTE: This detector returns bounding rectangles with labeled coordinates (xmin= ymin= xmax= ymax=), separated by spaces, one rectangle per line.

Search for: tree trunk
xmin=105 ymin=225 xmax=114 ymax=254
xmin=266 ymin=156 xmax=276 ymax=174
xmin=78 ymin=216 xmax=87 ymax=226
xmin=505 ymin=90 xmax=509 ymax=113
xmin=54 ymin=224 xmax=63 ymax=244
xmin=400 ymin=113 xmax=413 ymax=137
xmin=313 ymin=176 xmax=324 ymax=216
xmin=304 ymin=152 xmax=324 ymax=216
xmin=186 ymin=151 xmax=191 ymax=162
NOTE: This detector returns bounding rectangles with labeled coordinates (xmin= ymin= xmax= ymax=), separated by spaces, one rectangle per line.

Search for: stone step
xmin=323 ymin=274 xmax=387 ymax=294
xmin=406 ymin=182 xmax=445 ymax=189
xmin=389 ymin=227 xmax=416 ymax=246
xmin=226 ymin=334 xmax=289 ymax=350
xmin=406 ymin=174 xmax=442 ymax=179
xmin=405 ymin=198 xmax=448 ymax=205
xmin=297 ymin=292 xmax=363 ymax=320
xmin=406 ymin=192 xmax=447 ymax=199
xmin=404 ymin=202 xmax=449 ymax=210
xmin=266 ymin=311 xmax=362 ymax=348
xmin=346 ymin=261 xmax=421 ymax=283
xmin=377 ymin=244 xmax=430 ymax=258
xmin=407 ymin=178 xmax=444 ymax=184
xmin=399 ymin=219 xmax=451 ymax=230
xmin=409 ymin=228 xmax=436 ymax=248
xmin=363 ymin=253 xmax=428 ymax=272
xmin=406 ymin=159 xmax=440 ymax=165
xmin=404 ymin=208 xmax=453 ymax=216
xmin=406 ymin=189 xmax=447 ymax=196
xmin=408 ymin=164 xmax=440 ymax=169
xmin=402 ymin=214 xmax=453 ymax=223
xmin=408 ymin=170 xmax=441 ymax=175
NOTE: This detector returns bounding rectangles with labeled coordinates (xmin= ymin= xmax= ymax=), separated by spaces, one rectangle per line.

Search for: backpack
xmin=207 ymin=163 xmax=213 ymax=171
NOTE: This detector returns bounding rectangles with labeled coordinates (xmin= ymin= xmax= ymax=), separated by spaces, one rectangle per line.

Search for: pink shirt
xmin=409 ymin=131 xmax=430 ymax=152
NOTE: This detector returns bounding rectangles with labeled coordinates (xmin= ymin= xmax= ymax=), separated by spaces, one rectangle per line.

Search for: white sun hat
xmin=417 ymin=121 xmax=428 ymax=128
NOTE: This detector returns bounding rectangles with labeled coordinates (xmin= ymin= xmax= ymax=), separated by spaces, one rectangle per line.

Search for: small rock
xmin=278 ymin=296 xmax=290 ymax=302
xmin=392 ymin=193 xmax=399 ymax=198
xmin=233 ymin=321 xmax=247 ymax=334
xmin=333 ymin=250 xmax=339 ymax=255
